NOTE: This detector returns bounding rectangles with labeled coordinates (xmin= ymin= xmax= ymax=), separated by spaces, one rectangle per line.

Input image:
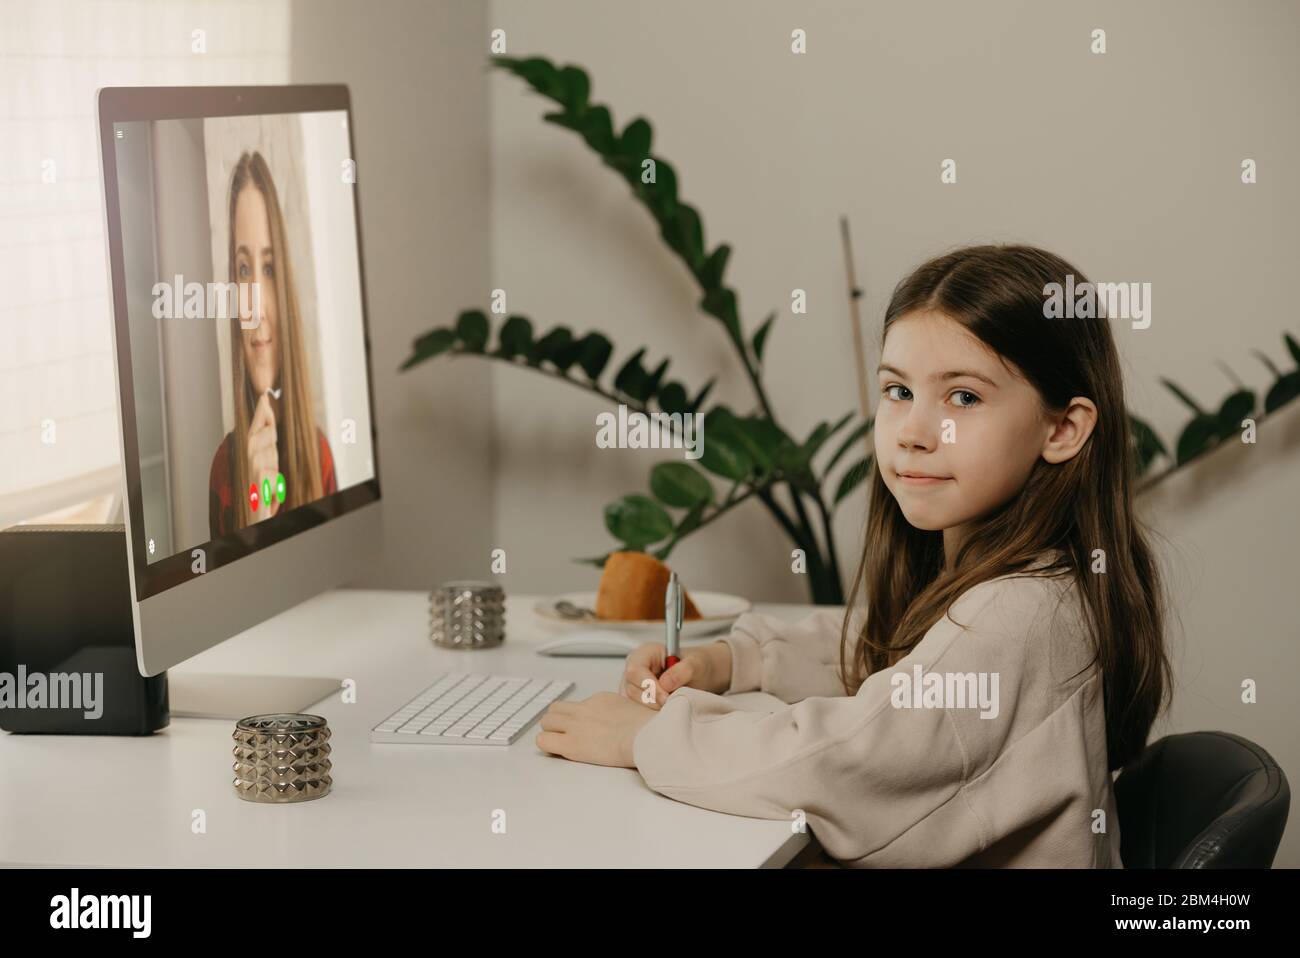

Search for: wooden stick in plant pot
xmin=840 ymin=215 xmax=873 ymax=456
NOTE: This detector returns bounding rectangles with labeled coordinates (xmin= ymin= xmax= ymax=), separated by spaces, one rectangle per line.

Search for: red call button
xmin=249 ymin=482 xmax=260 ymax=511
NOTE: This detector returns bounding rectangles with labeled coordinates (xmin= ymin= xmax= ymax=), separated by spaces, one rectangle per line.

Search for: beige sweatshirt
xmin=632 ymin=550 xmax=1123 ymax=867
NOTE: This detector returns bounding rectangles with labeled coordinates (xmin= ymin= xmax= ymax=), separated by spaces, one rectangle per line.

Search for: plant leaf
xmin=575 ymin=332 xmax=613 ymax=380
xmin=697 ymin=409 xmax=753 ymax=481
xmin=644 ymin=357 xmax=670 ymax=398
xmin=1286 ymin=332 xmax=1300 ymax=367
xmin=825 ymin=417 xmax=874 ymax=474
xmin=558 ymin=65 xmax=590 ymax=114
xmin=614 ymin=348 xmax=649 ymax=400
xmin=834 ymin=456 xmax=873 ymax=504
xmin=781 ymin=419 xmax=833 ymax=474
xmin=650 ymin=461 xmax=714 ymax=508
xmin=670 ymin=204 xmax=705 ymax=271
xmin=1264 ymin=370 xmax=1300 ymax=413
xmin=492 ymin=56 xmax=560 ymax=98
xmin=646 ymin=158 xmax=678 ymax=217
xmin=1252 ymin=349 xmax=1281 ymax=378
xmin=699 ymin=287 xmax=742 ymax=343
xmin=698 ymin=437 xmax=751 ymax=482
xmin=1127 ymin=413 xmax=1167 ymax=478
xmin=533 ymin=326 xmax=575 ymax=369
xmin=1214 ymin=389 xmax=1256 ymax=441
xmin=701 ymin=244 xmax=730 ymax=289
xmin=401 ymin=328 xmax=456 ymax=369
xmin=717 ymin=413 xmax=774 ymax=473
xmin=657 ymin=381 xmax=690 ymax=415
xmin=604 ymin=494 xmax=673 ymax=549
xmin=542 ymin=110 xmax=584 ymax=133
xmin=1160 ymin=378 xmax=1206 ymax=415
xmin=822 ymin=410 xmax=856 ymax=443
xmin=496 ymin=315 xmax=534 ymax=359
xmin=1175 ymin=414 xmax=1220 ymax=465
xmin=581 ymin=105 xmax=616 ymax=153
xmin=620 ymin=117 xmax=651 ymax=160
xmin=690 ymin=378 xmax=716 ymax=413
xmin=751 ymin=311 xmax=777 ymax=363
xmin=455 ymin=310 xmax=489 ymax=353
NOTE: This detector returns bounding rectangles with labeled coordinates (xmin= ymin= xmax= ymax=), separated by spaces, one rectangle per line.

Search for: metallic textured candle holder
xmin=430 ymin=580 xmax=506 ymax=649
xmin=232 ymin=713 xmax=332 ymax=804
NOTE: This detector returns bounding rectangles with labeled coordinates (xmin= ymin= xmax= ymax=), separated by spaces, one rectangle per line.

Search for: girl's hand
xmin=619 ymin=640 xmax=732 ymax=709
xmin=535 ymin=692 xmax=657 ymax=768
xmin=247 ymin=391 xmax=280 ymax=520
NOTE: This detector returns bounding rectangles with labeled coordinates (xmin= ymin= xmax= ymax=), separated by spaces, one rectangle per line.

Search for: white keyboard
xmin=370 ymin=672 xmax=574 ymax=746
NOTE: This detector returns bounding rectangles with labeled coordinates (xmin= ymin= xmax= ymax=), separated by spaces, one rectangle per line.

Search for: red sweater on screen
xmin=208 ymin=428 xmax=337 ymax=538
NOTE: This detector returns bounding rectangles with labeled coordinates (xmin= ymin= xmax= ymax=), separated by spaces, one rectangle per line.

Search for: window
xmin=0 ymin=0 xmax=289 ymax=526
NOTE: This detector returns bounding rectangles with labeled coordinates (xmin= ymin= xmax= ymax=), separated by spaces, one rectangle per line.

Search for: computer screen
xmin=104 ymin=92 xmax=379 ymax=603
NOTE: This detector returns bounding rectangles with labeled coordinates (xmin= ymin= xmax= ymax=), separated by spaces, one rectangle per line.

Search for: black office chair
xmin=1114 ymin=731 xmax=1290 ymax=868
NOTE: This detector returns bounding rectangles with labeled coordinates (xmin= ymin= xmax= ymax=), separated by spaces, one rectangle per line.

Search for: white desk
xmin=0 ymin=590 xmax=812 ymax=868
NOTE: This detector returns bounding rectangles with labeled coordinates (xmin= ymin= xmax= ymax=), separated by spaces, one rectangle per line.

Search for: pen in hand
xmin=664 ymin=571 xmax=683 ymax=669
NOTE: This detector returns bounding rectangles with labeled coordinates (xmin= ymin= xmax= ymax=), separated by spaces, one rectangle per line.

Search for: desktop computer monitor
xmin=96 ymin=85 xmax=382 ymax=693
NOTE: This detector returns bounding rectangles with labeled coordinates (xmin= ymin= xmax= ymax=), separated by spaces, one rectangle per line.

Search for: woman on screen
xmin=209 ymin=150 xmax=336 ymax=538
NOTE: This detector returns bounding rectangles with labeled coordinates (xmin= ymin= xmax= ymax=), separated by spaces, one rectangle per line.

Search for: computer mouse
xmin=535 ymin=631 xmax=643 ymax=657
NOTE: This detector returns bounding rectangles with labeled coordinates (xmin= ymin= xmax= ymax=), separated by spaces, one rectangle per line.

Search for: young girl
xmin=535 ymin=244 xmax=1172 ymax=868
xmin=209 ymin=150 xmax=336 ymax=537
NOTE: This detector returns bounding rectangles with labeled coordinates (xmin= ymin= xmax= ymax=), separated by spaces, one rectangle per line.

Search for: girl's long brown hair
xmin=839 ymin=244 xmax=1171 ymax=771
xmin=227 ymin=150 xmax=322 ymax=527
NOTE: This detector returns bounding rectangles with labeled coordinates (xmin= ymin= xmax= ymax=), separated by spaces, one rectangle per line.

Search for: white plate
xmin=533 ymin=591 xmax=751 ymax=637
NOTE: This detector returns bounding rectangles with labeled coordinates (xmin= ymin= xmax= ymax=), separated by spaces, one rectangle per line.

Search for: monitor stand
xmin=167 ymin=672 xmax=342 ymax=721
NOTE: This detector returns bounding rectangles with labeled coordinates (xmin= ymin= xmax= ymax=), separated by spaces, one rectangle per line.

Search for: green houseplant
xmin=402 ymin=54 xmax=1300 ymax=605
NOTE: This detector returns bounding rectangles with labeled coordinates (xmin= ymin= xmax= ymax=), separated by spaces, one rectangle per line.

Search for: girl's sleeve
xmin=717 ymin=607 xmax=853 ymax=703
xmin=633 ymin=583 xmax=1032 ymax=865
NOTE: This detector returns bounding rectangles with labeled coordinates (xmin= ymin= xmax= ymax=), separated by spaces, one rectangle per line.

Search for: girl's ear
xmin=1040 ymin=397 xmax=1098 ymax=465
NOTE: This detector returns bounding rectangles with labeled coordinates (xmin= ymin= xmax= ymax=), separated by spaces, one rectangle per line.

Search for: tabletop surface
xmin=0 ymin=589 xmax=814 ymax=868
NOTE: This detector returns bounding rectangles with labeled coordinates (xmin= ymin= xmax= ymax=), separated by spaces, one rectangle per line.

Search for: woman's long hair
xmin=227 ymin=150 xmax=322 ymax=527
xmin=839 ymin=244 xmax=1171 ymax=771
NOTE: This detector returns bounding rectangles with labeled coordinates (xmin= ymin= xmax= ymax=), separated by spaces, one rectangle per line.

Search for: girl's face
xmin=234 ymin=185 xmax=280 ymax=396
xmin=874 ymin=310 xmax=1094 ymax=565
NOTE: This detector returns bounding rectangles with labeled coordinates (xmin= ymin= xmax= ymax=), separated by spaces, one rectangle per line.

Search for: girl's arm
xmin=718 ymin=607 xmax=854 ymax=703
xmin=633 ymin=574 xmax=1102 ymax=866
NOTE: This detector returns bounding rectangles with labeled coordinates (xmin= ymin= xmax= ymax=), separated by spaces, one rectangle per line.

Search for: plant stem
xmin=737 ymin=343 xmax=778 ymax=423
xmin=453 ymin=349 xmax=633 ymax=409
xmin=814 ymin=494 xmax=844 ymax=598
xmin=784 ymin=483 xmax=821 ymax=561
xmin=757 ymin=487 xmax=830 ymax=584
xmin=656 ymin=484 xmax=765 ymax=560
xmin=839 ymin=216 xmax=874 ymax=459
